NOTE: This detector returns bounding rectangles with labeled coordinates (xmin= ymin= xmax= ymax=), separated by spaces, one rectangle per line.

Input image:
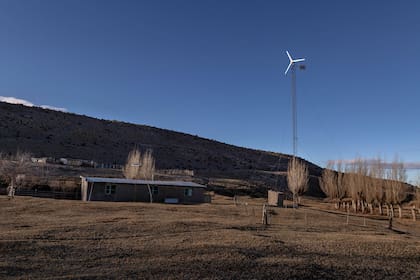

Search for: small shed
xmin=267 ymin=190 xmax=285 ymax=207
xmin=80 ymin=176 xmax=207 ymax=204
xmin=31 ymin=157 xmax=47 ymax=164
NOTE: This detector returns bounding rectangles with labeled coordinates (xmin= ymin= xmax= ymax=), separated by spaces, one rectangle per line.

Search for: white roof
xmin=81 ymin=176 xmax=206 ymax=188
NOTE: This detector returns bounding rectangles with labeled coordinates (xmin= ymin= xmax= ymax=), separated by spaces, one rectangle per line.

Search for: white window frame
xmin=184 ymin=188 xmax=193 ymax=197
xmin=105 ymin=184 xmax=116 ymax=195
xmin=152 ymin=186 xmax=159 ymax=196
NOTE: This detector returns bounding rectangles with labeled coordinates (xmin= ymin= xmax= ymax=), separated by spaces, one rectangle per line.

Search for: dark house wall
xmin=82 ymin=181 xmax=205 ymax=204
xmin=154 ymin=186 xmax=205 ymax=204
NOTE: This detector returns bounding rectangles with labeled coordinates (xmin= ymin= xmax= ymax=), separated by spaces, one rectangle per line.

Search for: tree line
xmin=319 ymin=156 xmax=411 ymax=218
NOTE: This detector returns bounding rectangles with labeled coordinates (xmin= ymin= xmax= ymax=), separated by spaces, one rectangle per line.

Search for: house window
xmin=184 ymin=188 xmax=193 ymax=197
xmin=105 ymin=184 xmax=116 ymax=195
xmin=152 ymin=186 xmax=159 ymax=195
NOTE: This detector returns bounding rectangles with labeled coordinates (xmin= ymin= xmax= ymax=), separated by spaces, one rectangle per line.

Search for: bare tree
xmin=344 ymin=162 xmax=359 ymax=212
xmin=392 ymin=183 xmax=407 ymax=219
xmin=386 ymin=156 xmax=407 ymax=218
xmin=394 ymin=157 xmax=407 ymax=219
xmin=122 ymin=148 xmax=156 ymax=203
xmin=342 ymin=158 xmax=371 ymax=213
xmin=384 ymin=179 xmax=394 ymax=217
xmin=287 ymin=157 xmax=308 ymax=208
xmin=335 ymin=162 xmax=346 ymax=208
xmin=123 ymin=148 xmax=142 ymax=179
xmin=122 ymin=148 xmax=155 ymax=180
xmin=370 ymin=157 xmax=386 ymax=215
xmin=339 ymin=156 xmax=407 ymax=217
xmin=365 ymin=177 xmax=376 ymax=214
xmin=364 ymin=157 xmax=384 ymax=214
xmin=319 ymin=161 xmax=346 ymax=209
xmin=319 ymin=163 xmax=337 ymax=201
xmin=139 ymin=150 xmax=155 ymax=181
xmin=411 ymin=174 xmax=420 ymax=216
xmin=0 ymin=151 xmax=31 ymax=199
xmin=355 ymin=158 xmax=368 ymax=213
xmin=342 ymin=171 xmax=356 ymax=212
xmin=372 ymin=180 xmax=385 ymax=215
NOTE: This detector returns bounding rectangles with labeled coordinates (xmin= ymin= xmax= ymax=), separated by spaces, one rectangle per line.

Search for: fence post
xmin=262 ymin=204 xmax=269 ymax=225
xmin=346 ymin=209 xmax=349 ymax=225
xmin=388 ymin=214 xmax=393 ymax=230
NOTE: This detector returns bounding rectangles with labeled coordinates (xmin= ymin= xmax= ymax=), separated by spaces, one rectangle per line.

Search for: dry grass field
xmin=1 ymin=195 xmax=419 ymax=279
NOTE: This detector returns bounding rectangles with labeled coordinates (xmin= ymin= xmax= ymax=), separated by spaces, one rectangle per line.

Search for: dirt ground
xmin=0 ymin=195 xmax=419 ymax=279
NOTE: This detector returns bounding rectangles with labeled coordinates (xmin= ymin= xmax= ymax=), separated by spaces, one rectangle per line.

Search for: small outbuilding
xmin=80 ymin=176 xmax=207 ymax=204
xmin=267 ymin=190 xmax=285 ymax=207
xmin=31 ymin=157 xmax=48 ymax=164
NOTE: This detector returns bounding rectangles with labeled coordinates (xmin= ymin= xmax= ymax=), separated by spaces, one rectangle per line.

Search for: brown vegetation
xmin=0 ymin=195 xmax=419 ymax=279
xmin=287 ymin=157 xmax=308 ymax=207
xmin=122 ymin=148 xmax=155 ymax=180
xmin=319 ymin=162 xmax=345 ymax=209
xmin=320 ymin=156 xmax=413 ymax=220
xmin=0 ymin=151 xmax=31 ymax=196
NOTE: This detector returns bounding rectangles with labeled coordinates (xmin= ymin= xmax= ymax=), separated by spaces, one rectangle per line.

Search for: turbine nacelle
xmin=285 ymin=51 xmax=306 ymax=75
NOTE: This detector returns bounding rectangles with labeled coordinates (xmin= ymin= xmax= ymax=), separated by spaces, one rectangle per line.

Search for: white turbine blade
xmin=286 ymin=51 xmax=292 ymax=62
xmin=293 ymin=58 xmax=305 ymax=63
xmin=285 ymin=62 xmax=292 ymax=75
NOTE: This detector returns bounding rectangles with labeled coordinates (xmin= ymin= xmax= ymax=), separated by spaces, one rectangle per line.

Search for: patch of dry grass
xmin=0 ymin=195 xmax=419 ymax=279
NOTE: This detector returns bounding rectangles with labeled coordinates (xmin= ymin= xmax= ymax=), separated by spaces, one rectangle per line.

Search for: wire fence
xmin=231 ymin=197 xmax=420 ymax=238
xmin=15 ymin=189 xmax=81 ymax=200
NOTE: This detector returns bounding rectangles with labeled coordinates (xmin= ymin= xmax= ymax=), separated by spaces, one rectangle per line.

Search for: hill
xmin=0 ymin=101 xmax=323 ymax=195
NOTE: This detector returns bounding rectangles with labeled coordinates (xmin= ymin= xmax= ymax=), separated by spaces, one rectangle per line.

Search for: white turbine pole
xmin=292 ymin=64 xmax=297 ymax=156
xmin=285 ymin=51 xmax=305 ymax=157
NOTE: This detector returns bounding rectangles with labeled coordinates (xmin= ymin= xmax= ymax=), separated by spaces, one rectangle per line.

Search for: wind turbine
xmin=284 ymin=51 xmax=306 ymax=157
xmin=284 ymin=51 xmax=305 ymax=75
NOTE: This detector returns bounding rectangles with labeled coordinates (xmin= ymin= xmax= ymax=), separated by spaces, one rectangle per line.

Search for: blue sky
xmin=1 ymin=1 xmax=419 ymax=179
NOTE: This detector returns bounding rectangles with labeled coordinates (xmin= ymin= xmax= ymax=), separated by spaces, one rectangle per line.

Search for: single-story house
xmin=80 ymin=176 xmax=207 ymax=204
